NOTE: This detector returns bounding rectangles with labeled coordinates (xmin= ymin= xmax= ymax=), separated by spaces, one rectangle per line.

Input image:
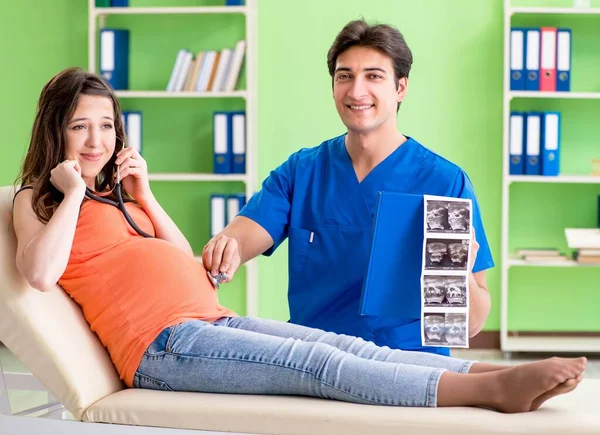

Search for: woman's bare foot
xmin=491 ymin=357 xmax=586 ymax=413
xmin=437 ymin=356 xmax=586 ymax=413
xmin=530 ymin=373 xmax=583 ymax=411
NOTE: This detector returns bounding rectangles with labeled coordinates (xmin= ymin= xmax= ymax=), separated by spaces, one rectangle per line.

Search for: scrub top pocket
xmin=288 ymin=227 xmax=313 ymax=279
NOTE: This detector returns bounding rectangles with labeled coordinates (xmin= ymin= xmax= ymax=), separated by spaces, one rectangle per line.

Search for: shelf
xmin=148 ymin=173 xmax=247 ymax=182
xmin=508 ymin=175 xmax=600 ymax=184
xmin=510 ymin=7 xmax=600 ymax=15
xmin=94 ymin=6 xmax=247 ymax=16
xmin=506 ymin=258 xmax=600 ymax=268
xmin=510 ymin=91 xmax=600 ymax=100
xmin=503 ymin=335 xmax=600 ymax=353
xmin=114 ymin=91 xmax=247 ymax=99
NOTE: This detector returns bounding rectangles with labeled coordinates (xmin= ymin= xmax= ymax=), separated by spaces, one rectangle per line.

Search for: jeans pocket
xmin=134 ymin=372 xmax=174 ymax=392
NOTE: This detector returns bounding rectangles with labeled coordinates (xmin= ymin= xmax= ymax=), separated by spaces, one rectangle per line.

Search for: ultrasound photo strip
xmin=420 ymin=195 xmax=472 ymax=348
xmin=425 ymin=196 xmax=472 ymax=236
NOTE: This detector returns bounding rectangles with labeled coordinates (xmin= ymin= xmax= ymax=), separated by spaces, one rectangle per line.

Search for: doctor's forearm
xmin=222 ymin=216 xmax=274 ymax=264
xmin=468 ymin=274 xmax=491 ymax=337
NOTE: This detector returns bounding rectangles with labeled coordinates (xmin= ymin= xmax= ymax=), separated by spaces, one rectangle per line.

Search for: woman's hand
xmin=50 ymin=160 xmax=86 ymax=198
xmin=116 ymin=147 xmax=152 ymax=204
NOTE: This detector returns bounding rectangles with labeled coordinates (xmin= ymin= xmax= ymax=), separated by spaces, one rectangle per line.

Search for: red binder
xmin=540 ymin=27 xmax=557 ymax=92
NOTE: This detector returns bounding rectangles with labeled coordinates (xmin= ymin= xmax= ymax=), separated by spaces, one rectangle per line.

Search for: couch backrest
xmin=0 ymin=186 xmax=124 ymax=420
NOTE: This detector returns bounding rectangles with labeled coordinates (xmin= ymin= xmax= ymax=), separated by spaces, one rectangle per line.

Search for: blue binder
xmin=509 ymin=112 xmax=525 ymax=175
xmin=230 ymin=111 xmax=246 ymax=174
xmin=110 ymin=0 xmax=128 ymax=5
xmin=227 ymin=193 xmax=246 ymax=224
xmin=541 ymin=112 xmax=561 ymax=176
xmin=122 ymin=111 xmax=143 ymax=155
xmin=556 ymin=29 xmax=571 ymax=92
xmin=525 ymin=28 xmax=540 ymax=91
xmin=213 ymin=112 xmax=231 ymax=174
xmin=360 ymin=192 xmax=424 ymax=319
xmin=510 ymin=28 xmax=525 ymax=91
xmin=100 ymin=29 xmax=129 ymax=90
xmin=210 ymin=194 xmax=227 ymax=238
xmin=525 ymin=112 xmax=542 ymax=175
xmin=226 ymin=0 xmax=245 ymax=5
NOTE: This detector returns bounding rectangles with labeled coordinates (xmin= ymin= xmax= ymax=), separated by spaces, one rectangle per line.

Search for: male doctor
xmin=203 ymin=19 xmax=494 ymax=356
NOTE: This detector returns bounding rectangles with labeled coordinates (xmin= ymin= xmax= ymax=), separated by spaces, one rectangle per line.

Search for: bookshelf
xmin=501 ymin=0 xmax=600 ymax=354
xmin=87 ymin=0 xmax=259 ymax=317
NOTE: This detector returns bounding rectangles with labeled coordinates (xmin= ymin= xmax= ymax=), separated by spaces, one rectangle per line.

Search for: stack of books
xmin=166 ymin=41 xmax=246 ymax=93
xmin=573 ymin=249 xmax=600 ymax=265
xmin=515 ymin=248 xmax=571 ymax=264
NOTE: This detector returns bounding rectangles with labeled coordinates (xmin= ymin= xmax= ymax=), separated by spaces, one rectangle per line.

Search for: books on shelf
xmin=166 ymin=41 xmax=246 ymax=93
xmin=213 ymin=111 xmax=246 ymax=174
xmin=509 ymin=111 xmax=560 ymax=176
xmin=514 ymin=248 xmax=571 ymax=264
xmin=510 ymin=27 xmax=571 ymax=92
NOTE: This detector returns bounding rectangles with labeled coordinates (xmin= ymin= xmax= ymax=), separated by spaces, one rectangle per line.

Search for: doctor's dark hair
xmin=327 ymin=19 xmax=413 ymax=109
xmin=15 ymin=67 xmax=131 ymax=224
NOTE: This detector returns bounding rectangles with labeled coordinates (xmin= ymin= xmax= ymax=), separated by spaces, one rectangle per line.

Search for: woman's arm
xmin=137 ymin=193 xmax=194 ymax=257
xmin=13 ymin=188 xmax=84 ymax=292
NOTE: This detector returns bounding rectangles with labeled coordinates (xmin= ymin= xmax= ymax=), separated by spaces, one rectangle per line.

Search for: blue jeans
xmin=133 ymin=317 xmax=474 ymax=407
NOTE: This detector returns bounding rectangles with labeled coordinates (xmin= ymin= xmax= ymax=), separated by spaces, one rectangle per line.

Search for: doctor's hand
xmin=202 ymin=235 xmax=241 ymax=283
xmin=468 ymin=226 xmax=479 ymax=273
xmin=50 ymin=160 xmax=86 ymax=198
xmin=115 ymin=147 xmax=152 ymax=204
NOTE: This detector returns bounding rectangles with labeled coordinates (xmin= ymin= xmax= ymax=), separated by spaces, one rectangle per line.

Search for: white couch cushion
xmin=0 ymin=186 xmax=124 ymax=420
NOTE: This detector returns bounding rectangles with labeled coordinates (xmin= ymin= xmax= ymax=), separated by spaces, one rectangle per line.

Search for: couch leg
xmin=0 ymin=359 xmax=12 ymax=416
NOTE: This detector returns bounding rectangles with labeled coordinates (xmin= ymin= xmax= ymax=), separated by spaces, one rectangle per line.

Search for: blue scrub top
xmin=239 ymin=134 xmax=494 ymax=356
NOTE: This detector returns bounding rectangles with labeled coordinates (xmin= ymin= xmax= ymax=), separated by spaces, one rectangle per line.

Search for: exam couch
xmin=1 ymin=185 xmax=600 ymax=435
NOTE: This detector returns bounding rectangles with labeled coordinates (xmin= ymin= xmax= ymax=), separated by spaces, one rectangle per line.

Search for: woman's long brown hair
xmin=15 ymin=67 xmax=131 ymax=223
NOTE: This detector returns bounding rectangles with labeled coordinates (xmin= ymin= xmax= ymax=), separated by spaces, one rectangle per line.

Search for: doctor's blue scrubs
xmin=239 ymin=134 xmax=494 ymax=356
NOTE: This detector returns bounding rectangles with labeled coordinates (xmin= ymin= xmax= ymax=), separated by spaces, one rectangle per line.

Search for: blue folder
xmin=510 ymin=28 xmax=525 ymax=91
xmin=525 ymin=28 xmax=540 ymax=91
xmin=99 ymin=29 xmax=129 ymax=90
xmin=213 ymin=112 xmax=231 ymax=174
xmin=359 ymin=192 xmax=424 ymax=319
xmin=556 ymin=29 xmax=571 ymax=92
xmin=541 ymin=112 xmax=561 ymax=176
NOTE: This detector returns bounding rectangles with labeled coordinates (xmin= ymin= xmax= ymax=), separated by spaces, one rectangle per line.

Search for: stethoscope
xmin=83 ymin=139 xmax=228 ymax=288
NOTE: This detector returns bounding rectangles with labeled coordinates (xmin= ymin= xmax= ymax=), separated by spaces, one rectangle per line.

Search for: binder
xmin=122 ymin=111 xmax=142 ymax=155
xmin=525 ymin=112 xmax=542 ymax=175
xmin=360 ymin=192 xmax=424 ymax=319
xmin=210 ymin=195 xmax=227 ymax=238
xmin=231 ymin=112 xmax=246 ymax=174
xmin=525 ymin=28 xmax=540 ymax=91
xmin=541 ymin=112 xmax=561 ymax=176
xmin=96 ymin=0 xmax=111 ymax=6
xmin=226 ymin=0 xmax=244 ymax=5
xmin=540 ymin=27 xmax=557 ymax=92
xmin=556 ymin=29 xmax=572 ymax=92
xmin=227 ymin=193 xmax=246 ymax=225
xmin=110 ymin=0 xmax=128 ymax=6
xmin=510 ymin=28 xmax=525 ymax=91
xmin=213 ymin=112 xmax=231 ymax=174
xmin=100 ymin=29 xmax=129 ymax=90
xmin=509 ymin=112 xmax=525 ymax=175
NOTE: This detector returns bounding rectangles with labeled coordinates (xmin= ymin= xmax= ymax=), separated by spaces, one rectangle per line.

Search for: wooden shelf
xmin=94 ymin=6 xmax=247 ymax=16
xmin=510 ymin=91 xmax=600 ymax=100
xmin=510 ymin=7 xmax=600 ymax=15
xmin=114 ymin=91 xmax=247 ymax=99
xmin=148 ymin=173 xmax=247 ymax=182
xmin=503 ymin=335 xmax=600 ymax=353
xmin=508 ymin=175 xmax=600 ymax=184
